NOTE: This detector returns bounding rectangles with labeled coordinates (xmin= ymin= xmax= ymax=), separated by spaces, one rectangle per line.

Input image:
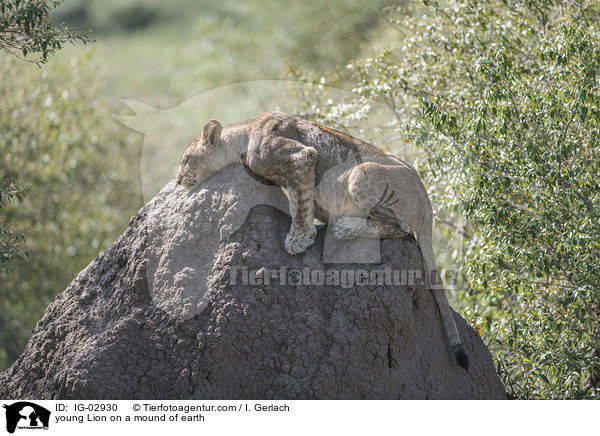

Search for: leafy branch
xmin=0 ymin=0 xmax=92 ymax=65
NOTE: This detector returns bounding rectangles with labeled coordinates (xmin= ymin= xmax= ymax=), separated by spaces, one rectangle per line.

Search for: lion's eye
xmin=183 ymin=157 xmax=190 ymax=165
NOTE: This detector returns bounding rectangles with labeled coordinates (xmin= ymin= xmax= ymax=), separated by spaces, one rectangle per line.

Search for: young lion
xmin=176 ymin=111 xmax=468 ymax=369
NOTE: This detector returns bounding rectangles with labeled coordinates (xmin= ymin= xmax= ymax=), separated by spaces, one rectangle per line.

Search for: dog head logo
xmin=3 ymin=402 xmax=50 ymax=433
xmin=112 ymin=81 xmax=403 ymax=320
xmin=113 ymin=80 xmax=463 ymax=320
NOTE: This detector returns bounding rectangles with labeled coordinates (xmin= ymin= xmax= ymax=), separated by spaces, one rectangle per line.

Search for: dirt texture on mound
xmin=0 ymin=165 xmax=505 ymax=399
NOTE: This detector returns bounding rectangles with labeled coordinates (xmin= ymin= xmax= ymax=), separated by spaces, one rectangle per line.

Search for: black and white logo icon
xmin=3 ymin=402 xmax=50 ymax=434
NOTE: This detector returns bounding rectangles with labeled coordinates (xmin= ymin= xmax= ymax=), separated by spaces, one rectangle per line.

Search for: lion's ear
xmin=203 ymin=119 xmax=222 ymax=148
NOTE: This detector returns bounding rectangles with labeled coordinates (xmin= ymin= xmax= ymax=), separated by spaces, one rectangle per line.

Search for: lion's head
xmin=176 ymin=119 xmax=222 ymax=190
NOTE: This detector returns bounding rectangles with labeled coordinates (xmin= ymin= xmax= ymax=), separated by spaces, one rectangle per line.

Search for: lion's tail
xmin=416 ymin=207 xmax=469 ymax=370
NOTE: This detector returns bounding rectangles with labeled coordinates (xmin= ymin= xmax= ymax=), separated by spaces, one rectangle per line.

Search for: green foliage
xmin=305 ymin=0 xmax=600 ymax=398
xmin=1 ymin=0 xmax=96 ymax=369
xmin=0 ymin=178 xmax=28 ymax=266
xmin=0 ymin=0 xmax=91 ymax=278
xmin=0 ymin=0 xmax=91 ymax=64
xmin=0 ymin=52 xmax=141 ymax=369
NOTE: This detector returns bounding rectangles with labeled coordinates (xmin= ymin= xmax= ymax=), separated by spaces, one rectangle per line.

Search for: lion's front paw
xmin=285 ymin=225 xmax=316 ymax=255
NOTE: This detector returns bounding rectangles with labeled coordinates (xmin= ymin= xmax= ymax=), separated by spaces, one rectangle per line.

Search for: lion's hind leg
xmin=333 ymin=216 xmax=378 ymax=240
xmin=338 ymin=162 xmax=414 ymax=240
xmin=332 ymin=216 xmax=409 ymax=240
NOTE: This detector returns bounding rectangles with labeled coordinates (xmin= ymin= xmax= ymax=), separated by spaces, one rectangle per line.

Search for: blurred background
xmin=2 ymin=0 xmax=599 ymax=399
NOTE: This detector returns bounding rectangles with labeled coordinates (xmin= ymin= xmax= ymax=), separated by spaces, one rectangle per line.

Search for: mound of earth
xmin=0 ymin=165 xmax=505 ymax=399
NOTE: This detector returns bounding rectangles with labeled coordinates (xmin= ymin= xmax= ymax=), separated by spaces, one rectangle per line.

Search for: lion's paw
xmin=285 ymin=225 xmax=316 ymax=255
xmin=333 ymin=216 xmax=365 ymax=240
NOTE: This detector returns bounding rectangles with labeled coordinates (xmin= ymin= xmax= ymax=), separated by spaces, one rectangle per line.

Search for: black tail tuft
xmin=452 ymin=344 xmax=469 ymax=370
